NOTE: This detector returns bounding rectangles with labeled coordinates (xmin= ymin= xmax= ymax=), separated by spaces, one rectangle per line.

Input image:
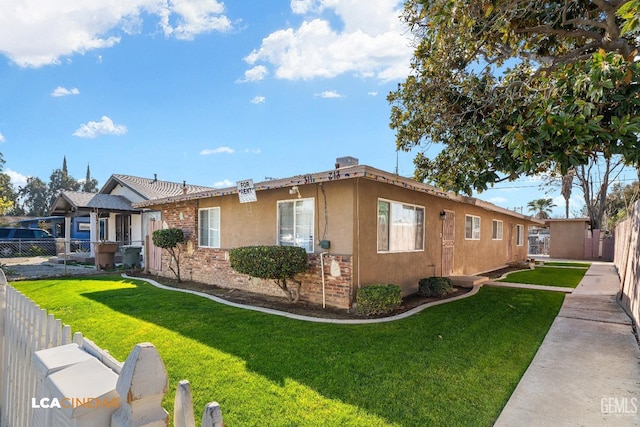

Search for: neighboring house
xmin=544 ymin=218 xmax=614 ymax=261
xmin=135 ymin=159 xmax=542 ymax=310
xmin=49 ymin=174 xmax=214 ymax=256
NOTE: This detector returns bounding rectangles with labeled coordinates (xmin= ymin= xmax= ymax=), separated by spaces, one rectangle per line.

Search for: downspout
xmin=356 ymin=178 xmax=361 ymax=292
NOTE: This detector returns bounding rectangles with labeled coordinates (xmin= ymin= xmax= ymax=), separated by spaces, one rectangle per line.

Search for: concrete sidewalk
xmin=495 ymin=262 xmax=640 ymax=426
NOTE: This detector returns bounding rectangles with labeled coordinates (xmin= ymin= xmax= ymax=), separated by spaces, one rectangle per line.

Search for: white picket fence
xmin=0 ymin=269 xmax=224 ymax=427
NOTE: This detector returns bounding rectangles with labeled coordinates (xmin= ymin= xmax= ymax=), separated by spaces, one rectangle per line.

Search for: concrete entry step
xmin=448 ymin=275 xmax=489 ymax=288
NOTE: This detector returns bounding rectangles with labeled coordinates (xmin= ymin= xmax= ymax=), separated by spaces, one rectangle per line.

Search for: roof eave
xmin=133 ymin=164 xmax=540 ymax=222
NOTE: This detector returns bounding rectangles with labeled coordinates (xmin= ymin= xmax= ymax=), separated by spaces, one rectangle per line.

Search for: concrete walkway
xmin=495 ymin=262 xmax=640 ymax=426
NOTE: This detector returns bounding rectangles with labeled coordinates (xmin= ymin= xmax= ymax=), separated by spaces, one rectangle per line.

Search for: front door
xmin=116 ymin=214 xmax=131 ymax=245
xmin=442 ymin=210 xmax=455 ymax=276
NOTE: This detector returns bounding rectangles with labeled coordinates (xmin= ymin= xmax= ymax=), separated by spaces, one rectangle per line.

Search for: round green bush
xmin=356 ymin=284 xmax=402 ymax=316
xmin=418 ymin=276 xmax=453 ymax=297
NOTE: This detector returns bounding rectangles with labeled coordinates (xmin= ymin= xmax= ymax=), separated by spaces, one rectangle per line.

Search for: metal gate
xmin=441 ymin=210 xmax=455 ymax=276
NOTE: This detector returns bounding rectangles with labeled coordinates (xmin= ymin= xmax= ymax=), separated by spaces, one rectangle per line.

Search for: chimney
xmin=152 ymin=173 xmax=158 ymax=184
xmin=335 ymin=156 xmax=359 ymax=169
xmin=182 ymin=181 xmax=187 ymax=195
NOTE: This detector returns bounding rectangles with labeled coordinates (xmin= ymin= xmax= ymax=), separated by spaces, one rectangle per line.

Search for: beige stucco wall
xmin=353 ymin=179 xmax=531 ymax=296
xmin=548 ymin=220 xmax=588 ymax=259
xmin=197 ymin=180 xmax=355 ymax=254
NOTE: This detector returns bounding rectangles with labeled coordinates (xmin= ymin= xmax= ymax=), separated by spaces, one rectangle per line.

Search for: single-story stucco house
xmin=50 ymin=174 xmax=214 ymax=257
xmin=134 ymin=158 xmax=542 ymax=309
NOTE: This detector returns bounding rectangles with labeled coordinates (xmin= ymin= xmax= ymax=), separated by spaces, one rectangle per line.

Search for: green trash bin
xmin=120 ymin=245 xmax=142 ymax=269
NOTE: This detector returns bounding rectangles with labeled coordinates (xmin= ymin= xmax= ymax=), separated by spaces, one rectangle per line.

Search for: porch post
xmin=64 ymin=216 xmax=72 ymax=254
xmin=90 ymin=212 xmax=98 ymax=257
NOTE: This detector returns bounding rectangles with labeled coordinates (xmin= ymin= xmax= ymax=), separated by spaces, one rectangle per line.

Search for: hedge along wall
xmin=154 ymin=248 xmax=354 ymax=310
xmin=149 ymin=201 xmax=354 ymax=309
xmin=613 ymin=200 xmax=640 ymax=327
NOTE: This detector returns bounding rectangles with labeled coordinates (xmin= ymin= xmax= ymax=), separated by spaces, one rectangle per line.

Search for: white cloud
xmin=290 ymin=0 xmax=322 ymax=14
xmin=0 ymin=0 xmax=232 ymax=67
xmin=52 ymin=86 xmax=80 ymax=97
xmin=244 ymin=148 xmax=261 ymax=154
xmin=200 ymin=146 xmax=235 ymax=155
xmin=489 ymin=196 xmax=508 ymax=204
xmin=251 ymin=96 xmax=266 ymax=104
xmin=73 ymin=116 xmax=127 ymax=138
xmin=237 ymin=65 xmax=268 ymax=83
xmin=6 ymin=169 xmax=28 ymax=188
xmin=368 ymin=91 xmax=378 ymax=96
xmin=315 ymin=90 xmax=342 ymax=98
xmin=244 ymin=0 xmax=412 ymax=81
xmin=213 ymin=179 xmax=234 ymax=188
xmin=162 ymin=0 xmax=232 ymax=40
xmin=0 ymin=132 xmax=5 ymax=143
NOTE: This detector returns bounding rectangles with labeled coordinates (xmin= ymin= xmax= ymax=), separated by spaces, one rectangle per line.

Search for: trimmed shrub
xmin=229 ymin=245 xmax=308 ymax=302
xmin=418 ymin=276 xmax=453 ymax=298
xmin=152 ymin=228 xmax=185 ymax=282
xmin=356 ymin=284 xmax=402 ymax=316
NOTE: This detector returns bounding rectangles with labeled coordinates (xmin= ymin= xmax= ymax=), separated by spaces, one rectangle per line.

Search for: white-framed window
xmin=492 ymin=220 xmax=503 ymax=240
xmin=516 ymin=224 xmax=524 ymax=246
xmin=465 ymin=215 xmax=481 ymax=240
xmin=277 ymin=198 xmax=314 ymax=252
xmin=377 ymin=199 xmax=424 ymax=252
xmin=199 ymin=207 xmax=220 ymax=248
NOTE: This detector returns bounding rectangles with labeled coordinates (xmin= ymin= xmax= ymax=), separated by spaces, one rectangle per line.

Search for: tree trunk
xmin=561 ymin=169 xmax=574 ymax=219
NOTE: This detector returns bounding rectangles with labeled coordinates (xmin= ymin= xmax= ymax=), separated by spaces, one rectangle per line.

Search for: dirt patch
xmin=130 ymin=273 xmax=473 ymax=320
xmin=2 ymin=257 xmax=103 ymax=281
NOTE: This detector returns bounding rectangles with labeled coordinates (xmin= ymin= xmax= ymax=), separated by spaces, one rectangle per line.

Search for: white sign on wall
xmin=237 ymin=179 xmax=257 ymax=203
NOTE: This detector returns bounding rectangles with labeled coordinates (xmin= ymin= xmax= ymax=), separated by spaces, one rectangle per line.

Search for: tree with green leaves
xmin=389 ymin=0 xmax=640 ymax=196
xmin=527 ymin=198 xmax=557 ymax=219
xmin=605 ymin=180 xmax=640 ymax=228
xmin=17 ymin=177 xmax=49 ymax=216
xmin=47 ymin=157 xmax=81 ymax=207
xmin=82 ymin=164 xmax=99 ymax=193
xmin=0 ymin=154 xmax=16 ymax=215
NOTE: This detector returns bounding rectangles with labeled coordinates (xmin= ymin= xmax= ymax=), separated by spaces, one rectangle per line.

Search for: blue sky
xmin=0 ymin=0 xmax=635 ymax=218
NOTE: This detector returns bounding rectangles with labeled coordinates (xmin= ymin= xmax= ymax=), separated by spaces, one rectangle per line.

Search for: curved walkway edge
xmin=121 ymin=273 xmax=481 ymax=324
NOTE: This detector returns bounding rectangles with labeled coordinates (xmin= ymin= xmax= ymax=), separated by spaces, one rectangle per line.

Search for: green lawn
xmin=11 ymin=276 xmax=565 ymax=426
xmin=498 ymin=266 xmax=588 ymax=288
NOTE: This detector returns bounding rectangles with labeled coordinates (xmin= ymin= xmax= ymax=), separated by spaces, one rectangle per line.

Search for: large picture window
xmin=465 ymin=215 xmax=481 ymax=240
xmin=377 ymin=199 xmax=424 ymax=252
xmin=199 ymin=207 xmax=220 ymax=248
xmin=278 ymin=198 xmax=314 ymax=252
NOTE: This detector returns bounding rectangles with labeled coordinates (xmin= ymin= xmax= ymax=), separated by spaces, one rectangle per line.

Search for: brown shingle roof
xmin=50 ymin=191 xmax=138 ymax=215
xmin=101 ymin=174 xmax=215 ymax=200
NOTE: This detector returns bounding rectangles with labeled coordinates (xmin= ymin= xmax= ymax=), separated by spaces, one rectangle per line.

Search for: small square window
xmin=465 ymin=215 xmax=481 ymax=240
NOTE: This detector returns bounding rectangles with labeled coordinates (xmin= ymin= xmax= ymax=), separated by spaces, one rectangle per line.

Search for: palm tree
xmin=527 ymin=198 xmax=557 ymax=219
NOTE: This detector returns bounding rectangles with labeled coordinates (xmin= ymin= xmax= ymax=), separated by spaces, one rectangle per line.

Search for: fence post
xmin=201 ymin=402 xmax=224 ymax=427
xmin=0 ymin=269 xmax=6 ymax=423
xmin=174 ymin=380 xmax=196 ymax=427
xmin=111 ymin=342 xmax=169 ymax=426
